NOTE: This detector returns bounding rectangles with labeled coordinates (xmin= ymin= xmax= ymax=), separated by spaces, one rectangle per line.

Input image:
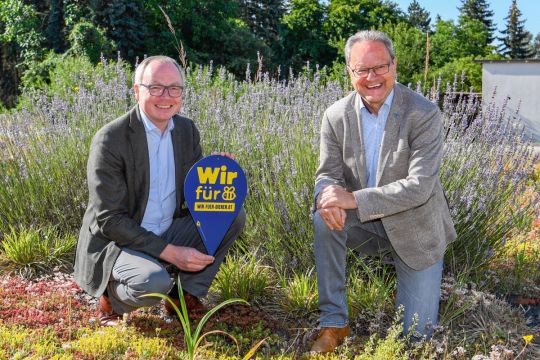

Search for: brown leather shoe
xmin=164 ymin=292 xmax=207 ymax=320
xmin=98 ymin=295 xmax=122 ymax=326
xmin=310 ymin=326 xmax=351 ymax=354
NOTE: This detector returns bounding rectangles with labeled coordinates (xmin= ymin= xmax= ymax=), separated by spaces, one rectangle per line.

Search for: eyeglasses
xmin=139 ymin=84 xmax=184 ymax=97
xmin=348 ymin=63 xmax=391 ymax=78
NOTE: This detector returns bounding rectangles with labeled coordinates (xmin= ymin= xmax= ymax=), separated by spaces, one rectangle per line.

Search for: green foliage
xmin=143 ymin=275 xmax=249 ymax=360
xmin=430 ymin=18 xmax=490 ymax=69
xmin=498 ymin=0 xmax=533 ymax=59
xmin=347 ymin=257 xmax=395 ymax=318
xmin=406 ymin=0 xmax=430 ymax=32
xmin=0 ymin=325 xmax=62 ymax=359
xmin=95 ymin=0 xmax=147 ymax=61
xmin=323 ymin=0 xmax=405 ymax=58
xmin=380 ymin=22 xmax=426 ymax=86
xmin=70 ymin=325 xmax=173 ymax=358
xmin=415 ymin=55 xmax=484 ymax=93
xmin=0 ymin=226 xmax=76 ymax=277
xmin=45 ymin=0 xmax=66 ymax=53
xmin=277 ymin=0 xmax=334 ymax=69
xmin=67 ymin=21 xmax=116 ymax=63
xmin=142 ymin=0 xmax=270 ymax=76
xmin=458 ymin=0 xmax=496 ymax=44
xmin=279 ymin=268 xmax=318 ymax=314
xmin=214 ymin=254 xmax=273 ymax=301
xmin=355 ymin=322 xmax=408 ymax=359
xmin=0 ymin=57 xmax=132 ymax=236
xmin=0 ymin=0 xmax=46 ymax=71
xmin=238 ymin=0 xmax=285 ymax=47
xmin=20 ymin=51 xmax=63 ymax=90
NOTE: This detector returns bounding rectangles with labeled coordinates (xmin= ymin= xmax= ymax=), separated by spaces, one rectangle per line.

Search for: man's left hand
xmin=317 ymin=185 xmax=357 ymax=210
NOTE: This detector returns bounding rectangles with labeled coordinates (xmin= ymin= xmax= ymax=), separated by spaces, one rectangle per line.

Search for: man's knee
xmin=133 ymin=268 xmax=173 ymax=296
xmin=313 ymin=210 xmax=330 ymax=233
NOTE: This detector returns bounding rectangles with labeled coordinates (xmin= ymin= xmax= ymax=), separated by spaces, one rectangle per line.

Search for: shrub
xmin=438 ymin=85 xmax=538 ymax=277
xmin=347 ymin=257 xmax=395 ymax=318
xmin=0 ymin=56 xmax=536 ymax=284
xmin=213 ymin=254 xmax=273 ymax=301
xmin=67 ymin=21 xmax=116 ymax=63
xmin=279 ymin=268 xmax=318 ymax=314
xmin=0 ymin=56 xmax=132 ymax=236
xmin=0 ymin=226 xmax=76 ymax=277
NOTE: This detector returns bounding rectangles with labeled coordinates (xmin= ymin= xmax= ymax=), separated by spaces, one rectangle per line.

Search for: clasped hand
xmin=316 ymin=185 xmax=356 ymax=231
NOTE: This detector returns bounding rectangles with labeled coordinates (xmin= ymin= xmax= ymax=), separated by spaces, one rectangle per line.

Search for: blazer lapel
xmin=171 ymin=117 xmax=184 ymax=210
xmin=347 ymin=93 xmax=367 ymax=189
xmin=129 ymin=106 xmax=150 ymax=221
xmin=376 ymin=86 xmax=403 ymax=186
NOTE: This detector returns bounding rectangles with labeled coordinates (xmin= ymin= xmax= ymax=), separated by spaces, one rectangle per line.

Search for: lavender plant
xmin=432 ymin=79 xmax=538 ymax=277
xmin=0 ymin=56 xmax=536 ymax=282
xmin=0 ymin=56 xmax=133 ymax=236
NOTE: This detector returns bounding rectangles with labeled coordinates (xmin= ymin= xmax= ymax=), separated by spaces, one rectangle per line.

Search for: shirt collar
xmin=139 ymin=106 xmax=175 ymax=133
xmin=358 ymin=88 xmax=395 ymax=115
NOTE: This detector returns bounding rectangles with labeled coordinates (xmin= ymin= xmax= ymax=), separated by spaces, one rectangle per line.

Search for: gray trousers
xmin=314 ymin=209 xmax=443 ymax=336
xmin=107 ymin=209 xmax=246 ymax=314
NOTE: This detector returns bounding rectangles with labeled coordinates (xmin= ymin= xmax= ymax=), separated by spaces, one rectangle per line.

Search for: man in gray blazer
xmin=74 ymin=56 xmax=245 ymax=326
xmin=310 ymin=30 xmax=456 ymax=354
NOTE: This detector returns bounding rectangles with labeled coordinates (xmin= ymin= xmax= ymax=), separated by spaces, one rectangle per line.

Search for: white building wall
xmin=482 ymin=62 xmax=540 ymax=143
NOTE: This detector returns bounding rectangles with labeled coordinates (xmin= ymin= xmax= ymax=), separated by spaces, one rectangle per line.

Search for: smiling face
xmin=134 ymin=60 xmax=183 ymax=130
xmin=348 ymin=40 xmax=397 ymax=115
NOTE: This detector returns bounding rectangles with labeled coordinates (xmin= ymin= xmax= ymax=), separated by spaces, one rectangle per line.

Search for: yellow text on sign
xmin=194 ymin=202 xmax=236 ymax=212
xmin=197 ymin=166 xmax=238 ymax=185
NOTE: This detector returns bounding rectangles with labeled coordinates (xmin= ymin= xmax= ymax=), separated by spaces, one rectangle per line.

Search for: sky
xmin=393 ymin=0 xmax=540 ymax=38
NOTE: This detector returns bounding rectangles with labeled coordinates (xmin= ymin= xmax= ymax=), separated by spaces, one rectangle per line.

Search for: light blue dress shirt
xmin=140 ymin=109 xmax=176 ymax=236
xmin=358 ymin=89 xmax=395 ymax=188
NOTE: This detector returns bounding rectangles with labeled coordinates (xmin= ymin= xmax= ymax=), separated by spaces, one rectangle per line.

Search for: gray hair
xmin=134 ymin=55 xmax=185 ymax=85
xmin=344 ymin=30 xmax=395 ymax=65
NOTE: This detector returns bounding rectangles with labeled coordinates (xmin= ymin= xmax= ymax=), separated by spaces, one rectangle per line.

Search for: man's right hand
xmin=317 ymin=206 xmax=347 ymax=231
xmin=159 ymin=245 xmax=215 ymax=272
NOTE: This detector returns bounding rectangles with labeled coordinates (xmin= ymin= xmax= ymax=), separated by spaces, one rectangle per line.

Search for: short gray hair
xmin=344 ymin=30 xmax=395 ymax=65
xmin=134 ymin=55 xmax=185 ymax=85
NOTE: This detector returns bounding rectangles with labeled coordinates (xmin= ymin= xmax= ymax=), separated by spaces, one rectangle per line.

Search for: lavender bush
xmin=433 ymin=79 xmax=538 ymax=276
xmin=0 ymin=57 xmax=536 ymax=278
xmin=0 ymin=56 xmax=132 ymax=236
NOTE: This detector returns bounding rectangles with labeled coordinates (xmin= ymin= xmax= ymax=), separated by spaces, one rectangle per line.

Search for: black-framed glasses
xmin=139 ymin=84 xmax=184 ymax=97
xmin=348 ymin=63 xmax=391 ymax=78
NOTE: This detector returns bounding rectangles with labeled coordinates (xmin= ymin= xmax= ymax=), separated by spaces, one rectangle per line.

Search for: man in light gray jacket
xmin=310 ymin=30 xmax=456 ymax=354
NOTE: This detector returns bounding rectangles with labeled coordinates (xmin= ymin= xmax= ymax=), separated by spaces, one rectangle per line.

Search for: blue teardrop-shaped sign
xmin=184 ymin=155 xmax=247 ymax=255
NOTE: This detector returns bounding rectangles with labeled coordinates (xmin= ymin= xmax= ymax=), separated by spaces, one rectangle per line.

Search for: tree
xmin=67 ymin=21 xmax=116 ymax=63
xmin=532 ymin=33 xmax=540 ymax=59
xmin=324 ymin=0 xmax=405 ymax=53
xmin=45 ymin=0 xmax=66 ymax=53
xmin=498 ymin=0 xmax=533 ymax=59
xmin=0 ymin=0 xmax=47 ymax=101
xmin=430 ymin=18 xmax=489 ymax=69
xmin=95 ymin=0 xmax=147 ymax=61
xmin=238 ymin=0 xmax=285 ymax=45
xmin=381 ymin=22 xmax=425 ymax=85
xmin=407 ymin=0 xmax=430 ymax=33
xmin=279 ymin=0 xmax=334 ymax=69
xmin=458 ymin=0 xmax=496 ymax=44
xmin=142 ymin=0 xmax=270 ymax=76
